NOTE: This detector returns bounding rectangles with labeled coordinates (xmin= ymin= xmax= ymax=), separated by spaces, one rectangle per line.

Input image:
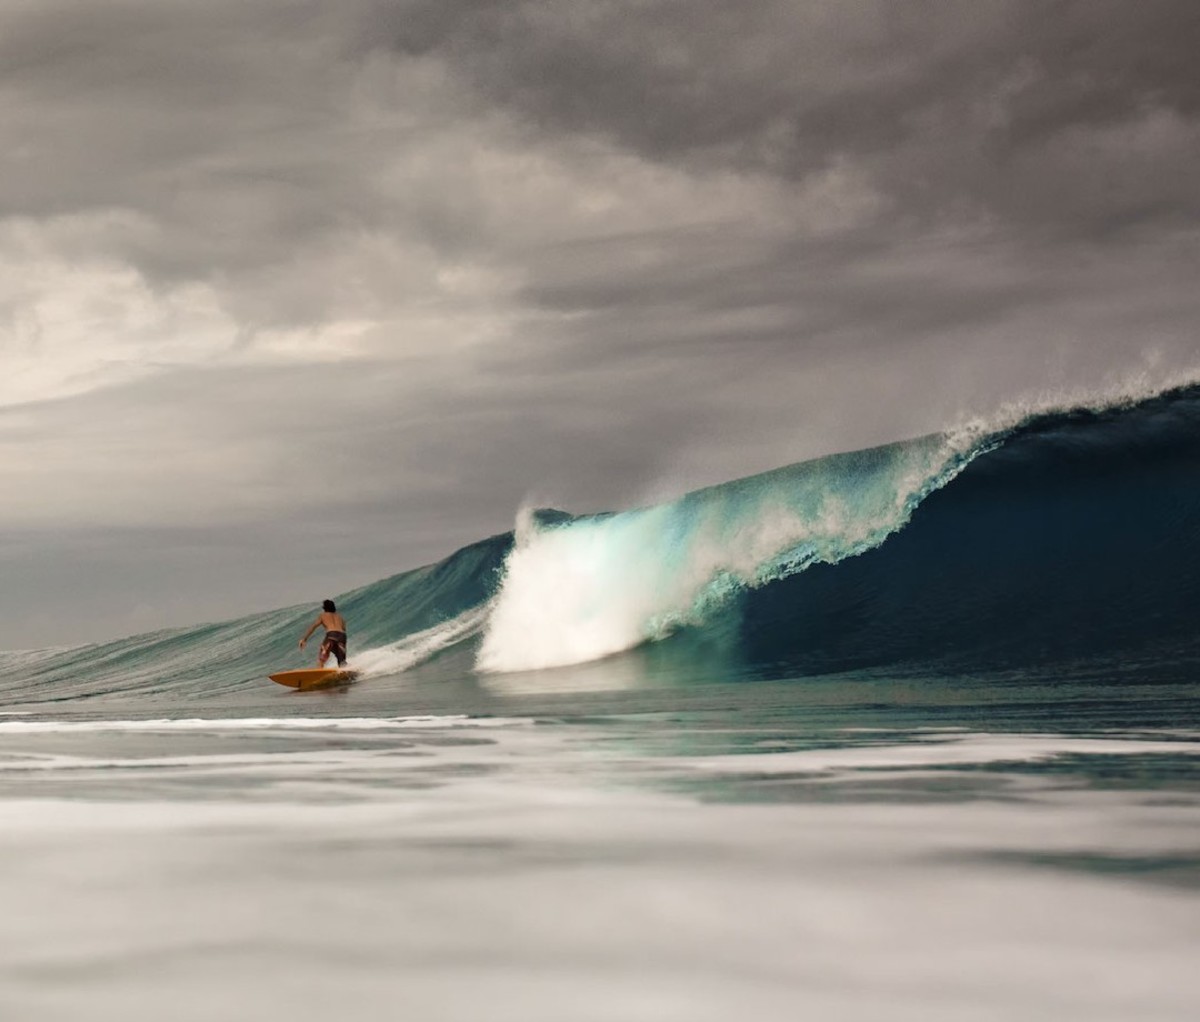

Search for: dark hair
xmin=323 ymin=599 xmax=336 ymax=613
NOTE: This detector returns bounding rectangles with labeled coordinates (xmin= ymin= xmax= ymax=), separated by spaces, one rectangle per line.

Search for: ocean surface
xmin=2 ymin=384 xmax=1198 ymax=1020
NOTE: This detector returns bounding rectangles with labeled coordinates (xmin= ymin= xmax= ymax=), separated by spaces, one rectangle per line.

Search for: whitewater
xmin=1 ymin=381 xmax=1198 ymax=1022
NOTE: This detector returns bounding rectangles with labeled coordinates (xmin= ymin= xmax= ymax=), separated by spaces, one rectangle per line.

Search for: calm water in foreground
xmin=0 ymin=666 xmax=1196 ymax=1022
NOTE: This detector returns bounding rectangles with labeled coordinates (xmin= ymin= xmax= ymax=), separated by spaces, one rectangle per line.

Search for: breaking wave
xmin=4 ymin=381 xmax=1199 ymax=701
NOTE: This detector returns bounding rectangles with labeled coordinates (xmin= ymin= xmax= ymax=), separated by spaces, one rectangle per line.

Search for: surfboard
xmin=268 ymin=668 xmax=358 ymax=690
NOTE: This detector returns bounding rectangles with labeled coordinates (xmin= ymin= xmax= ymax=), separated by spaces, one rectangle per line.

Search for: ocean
xmin=2 ymin=384 xmax=1198 ymax=1020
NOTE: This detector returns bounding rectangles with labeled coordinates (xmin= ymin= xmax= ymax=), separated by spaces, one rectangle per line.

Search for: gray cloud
xmin=498 ymin=0 xmax=1197 ymax=263
xmin=0 ymin=0 xmax=1197 ymax=646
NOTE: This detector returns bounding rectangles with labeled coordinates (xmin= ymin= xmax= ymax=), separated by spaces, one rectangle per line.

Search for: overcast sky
xmin=2 ymin=0 xmax=1198 ymax=647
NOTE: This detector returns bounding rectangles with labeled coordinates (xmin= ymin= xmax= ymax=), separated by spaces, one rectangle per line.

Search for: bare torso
xmin=317 ymin=611 xmax=346 ymax=634
xmin=299 ymin=609 xmax=348 ymax=662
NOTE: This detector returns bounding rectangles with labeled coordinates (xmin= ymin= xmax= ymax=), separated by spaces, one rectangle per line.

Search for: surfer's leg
xmin=324 ymin=631 xmax=348 ymax=667
xmin=317 ymin=638 xmax=332 ymax=667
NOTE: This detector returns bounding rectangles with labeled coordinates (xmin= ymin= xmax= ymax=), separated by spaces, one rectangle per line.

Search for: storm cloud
xmin=1 ymin=0 xmax=1197 ymax=645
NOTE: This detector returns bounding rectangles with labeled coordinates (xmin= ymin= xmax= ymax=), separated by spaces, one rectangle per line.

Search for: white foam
xmin=350 ymin=605 xmax=489 ymax=676
xmin=689 ymin=732 xmax=1200 ymax=775
xmin=0 ymin=715 xmax=515 ymax=734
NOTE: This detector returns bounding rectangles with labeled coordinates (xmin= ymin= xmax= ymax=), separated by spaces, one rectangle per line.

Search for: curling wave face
xmin=478 ymin=381 xmax=1200 ymax=676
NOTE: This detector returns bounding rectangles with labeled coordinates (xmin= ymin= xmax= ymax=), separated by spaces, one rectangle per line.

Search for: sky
xmin=2 ymin=0 xmax=1198 ymax=647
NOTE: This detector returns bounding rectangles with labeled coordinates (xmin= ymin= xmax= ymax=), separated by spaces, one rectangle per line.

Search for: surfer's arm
xmin=298 ymin=617 xmax=321 ymax=647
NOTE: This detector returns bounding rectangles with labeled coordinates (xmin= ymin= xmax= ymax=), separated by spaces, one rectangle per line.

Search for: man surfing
xmin=299 ymin=599 xmax=349 ymax=668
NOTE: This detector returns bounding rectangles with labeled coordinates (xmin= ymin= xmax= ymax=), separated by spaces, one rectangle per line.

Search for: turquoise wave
xmin=5 ymin=382 xmax=1199 ymax=702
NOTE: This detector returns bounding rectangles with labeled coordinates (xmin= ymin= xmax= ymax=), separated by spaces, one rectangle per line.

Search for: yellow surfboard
xmin=268 ymin=668 xmax=358 ymax=690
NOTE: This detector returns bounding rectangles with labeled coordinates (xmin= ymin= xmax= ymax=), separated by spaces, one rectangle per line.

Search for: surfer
xmin=299 ymin=600 xmax=348 ymax=668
